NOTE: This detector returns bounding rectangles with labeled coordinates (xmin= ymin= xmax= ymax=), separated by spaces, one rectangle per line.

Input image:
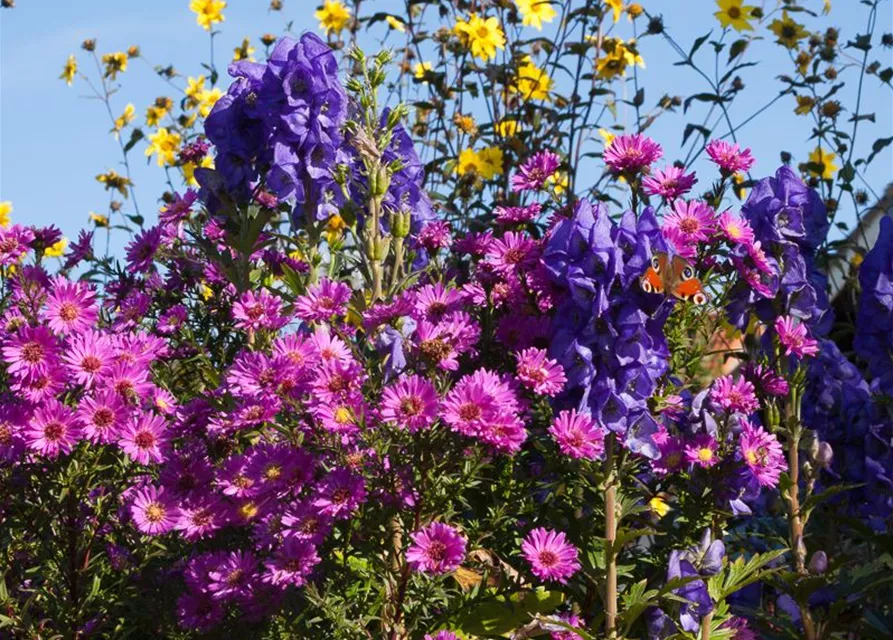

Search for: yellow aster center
xmin=698 ymin=447 xmax=714 ymax=463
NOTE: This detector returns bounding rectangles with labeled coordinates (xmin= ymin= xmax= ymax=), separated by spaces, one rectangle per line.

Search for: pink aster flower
xmin=718 ymin=212 xmax=755 ymax=248
xmin=380 ymin=374 xmax=439 ymax=432
xmin=603 ymin=134 xmax=663 ymax=174
xmin=710 ymin=375 xmax=760 ymax=414
xmin=663 ymin=200 xmax=718 ymax=244
xmin=233 ymin=289 xmax=287 ymax=332
xmin=550 ymin=612 xmax=585 ymax=640
xmin=775 ymin=315 xmax=819 ymax=358
xmin=78 ymin=390 xmax=128 ymax=443
xmin=662 ymin=227 xmax=698 ymax=260
xmin=516 ymin=348 xmax=567 ymax=396
xmin=739 ymin=421 xmax=787 ymax=488
xmin=118 ymin=412 xmax=169 ymax=464
xmin=282 ymin=502 xmax=333 ymax=546
xmin=548 ymin=409 xmax=605 ymax=460
xmin=651 ymin=432 xmax=687 ymax=476
xmin=313 ymin=468 xmax=366 ymax=519
xmin=486 ymin=232 xmax=540 ymax=275
xmin=175 ymin=496 xmax=226 ymax=540
xmin=741 ymin=362 xmax=789 ymax=397
xmin=684 ymin=433 xmax=719 ymax=468
xmin=294 ymin=279 xmax=351 ymax=322
xmin=125 ymin=225 xmax=162 ymax=273
xmin=207 ymin=551 xmax=258 ymax=601
xmin=495 ymin=202 xmax=542 ymax=224
xmin=62 ymin=330 xmax=113 ymax=388
xmin=2 ymin=325 xmax=58 ymax=382
xmin=416 ymin=220 xmax=452 ymax=251
xmin=41 ymin=277 xmax=98 ymax=334
xmin=521 ymin=528 xmax=580 ymax=584
xmin=441 ymin=369 xmax=522 ymax=438
xmin=642 ymin=165 xmax=698 ymax=200
xmin=425 ymin=633 xmax=459 ymax=640
xmin=721 ymin=616 xmax=759 ymax=640
xmin=263 ymin=537 xmax=320 ymax=587
xmin=511 ymin=151 xmax=561 ymax=192
xmin=0 ymin=225 xmax=35 ymax=266
xmin=406 ymin=522 xmax=467 ymax=574
xmin=410 ymin=283 xmax=464 ymax=322
xmin=311 ymin=327 xmax=352 ymax=363
xmin=24 ymin=399 xmax=81 ymax=458
xmin=453 ymin=230 xmax=494 ymax=256
xmin=130 ymin=485 xmax=180 ymax=535
xmin=705 ymin=139 xmax=755 ymax=174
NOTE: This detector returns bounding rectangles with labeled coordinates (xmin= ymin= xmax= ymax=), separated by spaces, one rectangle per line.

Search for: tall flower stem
xmin=604 ymin=434 xmax=618 ymax=637
xmin=785 ymin=385 xmax=817 ymax=640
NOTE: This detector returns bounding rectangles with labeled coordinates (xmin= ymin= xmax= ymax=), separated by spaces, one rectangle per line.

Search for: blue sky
xmin=1 ymin=0 xmax=890 ymax=258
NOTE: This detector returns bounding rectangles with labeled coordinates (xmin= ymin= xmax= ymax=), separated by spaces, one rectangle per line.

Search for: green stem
xmin=604 ymin=434 xmax=618 ymax=638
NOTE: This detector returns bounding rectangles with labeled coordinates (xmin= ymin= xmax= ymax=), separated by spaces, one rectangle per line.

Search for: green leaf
xmin=728 ymin=39 xmax=749 ymax=61
xmin=450 ymin=588 xmax=564 ymax=636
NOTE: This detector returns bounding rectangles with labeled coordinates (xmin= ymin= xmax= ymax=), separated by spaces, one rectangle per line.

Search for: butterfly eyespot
xmin=682 ymin=266 xmax=695 ymax=280
xmin=693 ymin=292 xmax=707 ymax=305
xmin=651 ymin=256 xmax=660 ymax=270
xmin=641 ymin=281 xmax=652 ymax=293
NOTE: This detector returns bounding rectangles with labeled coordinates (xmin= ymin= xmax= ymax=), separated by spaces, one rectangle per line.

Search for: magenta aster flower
xmin=207 ymin=551 xmax=258 ymax=601
xmin=603 ymin=134 xmax=663 ymax=174
xmin=262 ymin=537 xmax=320 ymax=587
xmin=710 ymin=375 xmax=760 ymax=414
xmin=441 ymin=369 xmax=522 ymax=438
xmin=416 ymin=220 xmax=452 ymax=251
xmin=495 ymin=202 xmax=542 ymax=224
xmin=0 ymin=225 xmax=35 ymax=266
xmin=24 ymin=399 xmax=81 ymax=458
xmin=410 ymin=283 xmax=463 ymax=322
xmin=313 ymin=468 xmax=366 ymax=519
xmin=511 ymin=151 xmax=561 ymax=192
xmin=177 ymin=591 xmax=224 ymax=633
xmin=516 ymin=347 xmax=567 ymax=396
xmin=550 ymin=612 xmax=585 ymax=640
xmin=521 ymin=528 xmax=580 ymax=584
xmin=118 ymin=412 xmax=169 ymax=464
xmin=486 ymin=232 xmax=540 ymax=275
xmin=663 ymin=200 xmax=718 ymax=244
xmin=425 ymin=633 xmax=460 ymax=640
xmin=312 ymin=399 xmax=365 ymax=437
xmin=548 ymin=409 xmax=605 ymax=460
xmin=2 ymin=325 xmax=58 ymax=382
xmin=406 ymin=522 xmax=467 ymax=574
xmin=78 ymin=390 xmax=128 ymax=443
xmin=233 ymin=289 xmax=287 ymax=332
xmin=705 ymin=139 xmax=755 ymax=174
xmin=453 ymin=230 xmax=494 ymax=256
xmin=684 ymin=433 xmax=719 ymax=468
xmin=294 ymin=279 xmax=351 ymax=322
xmin=738 ymin=421 xmax=787 ymax=488
xmin=718 ymin=212 xmax=755 ymax=248
xmin=130 ymin=485 xmax=180 ymax=535
xmin=642 ymin=165 xmax=698 ymax=200
xmin=157 ymin=305 xmax=188 ymax=335
xmin=62 ymin=330 xmax=113 ymax=388
xmin=651 ymin=432 xmax=686 ymax=475
xmin=662 ymin=227 xmax=698 ymax=260
xmin=741 ymin=362 xmax=789 ymax=397
xmin=380 ymin=374 xmax=439 ymax=432
xmin=282 ymin=502 xmax=333 ymax=545
xmin=41 ymin=277 xmax=98 ymax=334
xmin=721 ymin=616 xmax=759 ymax=640
xmin=175 ymin=497 xmax=226 ymax=540
xmin=125 ymin=225 xmax=162 ymax=273
xmin=775 ymin=315 xmax=819 ymax=358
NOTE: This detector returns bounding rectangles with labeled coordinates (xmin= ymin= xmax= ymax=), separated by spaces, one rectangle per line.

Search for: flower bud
xmin=809 ymin=550 xmax=828 ymax=574
xmin=392 ymin=210 xmax=412 ymax=239
xmin=373 ymin=236 xmax=391 ymax=261
xmin=370 ymin=166 xmax=391 ymax=198
xmin=816 ymin=442 xmax=833 ymax=468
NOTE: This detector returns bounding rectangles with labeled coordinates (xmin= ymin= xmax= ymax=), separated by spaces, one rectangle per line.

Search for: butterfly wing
xmin=640 ymin=252 xmax=669 ymax=294
xmin=669 ymin=255 xmax=708 ymax=305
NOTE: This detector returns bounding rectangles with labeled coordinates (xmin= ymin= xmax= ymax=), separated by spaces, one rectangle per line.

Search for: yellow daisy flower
xmin=145 ymin=128 xmax=181 ymax=167
xmin=315 ymin=0 xmax=350 ymax=35
xmin=190 ymin=0 xmax=226 ymax=31
xmin=807 ymin=146 xmax=838 ymax=180
xmin=515 ymin=0 xmax=557 ymax=31
xmin=60 ymin=54 xmax=77 ymax=86
xmin=455 ymin=13 xmax=506 ymax=62
xmin=714 ymin=0 xmax=755 ymax=32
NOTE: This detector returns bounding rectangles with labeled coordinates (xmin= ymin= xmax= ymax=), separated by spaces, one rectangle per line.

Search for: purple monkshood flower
xmin=511 ymin=151 xmax=561 ymax=192
xmin=642 ymin=165 xmax=697 ymax=200
xmin=406 ymin=522 xmax=467 ymax=574
xmin=705 ymin=139 xmax=755 ymax=174
xmin=603 ymin=134 xmax=662 ymax=174
xmin=521 ymin=527 xmax=580 ymax=584
xmin=855 ymin=216 xmax=893 ymax=394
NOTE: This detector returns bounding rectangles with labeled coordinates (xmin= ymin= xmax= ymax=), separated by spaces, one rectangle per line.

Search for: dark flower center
xmin=134 ymin=430 xmax=156 ymax=449
xmin=728 ymin=7 xmax=741 ymax=19
xmin=44 ymin=421 xmax=65 ymax=441
xmin=59 ymin=302 xmax=80 ymax=322
xmin=426 ymin=540 xmax=447 ymax=562
xmin=400 ymin=396 xmax=424 ymax=416
xmin=93 ymin=408 xmax=115 ymax=429
xmin=420 ymin=339 xmax=452 ymax=361
xmin=458 ymin=403 xmax=482 ymax=422
xmin=332 ymin=487 xmax=351 ymax=504
xmin=679 ymin=218 xmax=700 ymax=234
xmin=145 ymin=503 xmax=165 ymax=523
xmin=22 ymin=341 xmax=44 ymax=363
xmin=538 ymin=550 xmax=559 ymax=567
xmin=81 ymin=355 xmax=103 ymax=373
xmin=226 ymin=569 xmax=245 ymax=586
